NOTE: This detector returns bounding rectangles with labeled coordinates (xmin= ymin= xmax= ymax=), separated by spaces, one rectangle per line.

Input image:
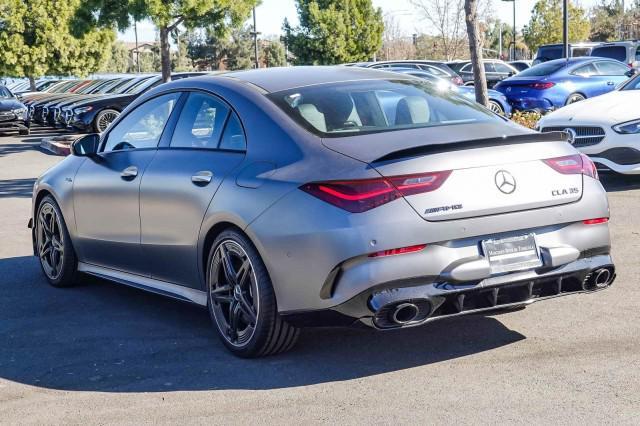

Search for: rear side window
xmin=170 ymin=92 xmax=230 ymax=149
xmin=493 ymin=63 xmax=514 ymax=73
xmin=420 ymin=65 xmax=448 ymax=76
xmin=535 ymin=46 xmax=563 ymax=62
xmin=219 ymin=113 xmax=246 ymax=151
xmin=595 ymin=61 xmax=629 ymax=75
xmin=572 ymin=63 xmax=597 ymax=77
xmin=268 ymin=79 xmax=500 ymax=137
xmin=592 ymin=46 xmax=627 ymax=62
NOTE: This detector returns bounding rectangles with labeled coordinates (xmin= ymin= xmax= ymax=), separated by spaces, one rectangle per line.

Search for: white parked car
xmin=538 ymin=74 xmax=640 ymax=174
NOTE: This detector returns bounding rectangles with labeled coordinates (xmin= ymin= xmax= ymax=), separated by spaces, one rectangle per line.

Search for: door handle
xmin=607 ymin=81 xmax=615 ymax=85
xmin=191 ymin=170 xmax=213 ymax=185
xmin=121 ymin=166 xmax=138 ymax=180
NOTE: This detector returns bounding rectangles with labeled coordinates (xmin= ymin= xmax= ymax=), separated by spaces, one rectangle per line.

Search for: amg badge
xmin=425 ymin=204 xmax=463 ymax=214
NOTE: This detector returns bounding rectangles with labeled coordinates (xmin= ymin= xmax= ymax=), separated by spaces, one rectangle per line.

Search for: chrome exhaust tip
xmin=391 ymin=303 xmax=420 ymax=324
xmin=583 ymin=267 xmax=615 ymax=291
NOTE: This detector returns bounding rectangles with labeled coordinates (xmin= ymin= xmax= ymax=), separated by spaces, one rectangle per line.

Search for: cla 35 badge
xmin=495 ymin=170 xmax=516 ymax=194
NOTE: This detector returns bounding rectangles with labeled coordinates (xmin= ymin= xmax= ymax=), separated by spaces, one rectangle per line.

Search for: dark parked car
xmin=364 ymin=60 xmax=464 ymax=86
xmin=63 ymin=72 xmax=209 ymax=133
xmin=0 ymin=85 xmax=29 ymax=135
xmin=446 ymin=60 xmax=519 ymax=88
xmin=532 ymin=42 xmax=601 ymax=65
xmin=494 ymin=57 xmax=634 ymax=112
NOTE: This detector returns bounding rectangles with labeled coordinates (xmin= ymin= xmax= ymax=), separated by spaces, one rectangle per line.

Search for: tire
xmin=206 ymin=229 xmax=299 ymax=357
xmin=18 ymin=128 xmax=30 ymax=136
xmin=488 ymin=100 xmax=505 ymax=115
xmin=92 ymin=109 xmax=120 ymax=133
xmin=35 ymin=195 xmax=79 ymax=287
xmin=566 ymin=93 xmax=586 ymax=105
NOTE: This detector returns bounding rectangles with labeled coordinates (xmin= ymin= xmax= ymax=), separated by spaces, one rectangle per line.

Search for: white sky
xmin=119 ymin=0 xmax=599 ymax=42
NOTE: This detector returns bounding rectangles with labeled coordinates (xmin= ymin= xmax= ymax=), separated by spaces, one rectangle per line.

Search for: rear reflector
xmin=368 ymin=244 xmax=427 ymax=258
xmin=301 ymin=171 xmax=451 ymax=213
xmin=543 ymin=154 xmax=598 ymax=179
xmin=583 ymin=217 xmax=609 ymax=225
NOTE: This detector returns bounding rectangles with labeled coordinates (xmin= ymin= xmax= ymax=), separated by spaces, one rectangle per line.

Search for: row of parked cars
xmin=0 ymin=72 xmax=208 ymax=135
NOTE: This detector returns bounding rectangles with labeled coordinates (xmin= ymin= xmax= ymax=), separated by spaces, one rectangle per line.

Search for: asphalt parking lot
xmin=0 ymin=130 xmax=639 ymax=424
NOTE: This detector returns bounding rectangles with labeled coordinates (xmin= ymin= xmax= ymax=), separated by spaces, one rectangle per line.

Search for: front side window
xmin=484 ymin=63 xmax=496 ymax=73
xmin=103 ymin=92 xmax=180 ymax=152
xmin=268 ymin=79 xmax=501 ymax=137
xmin=494 ymin=63 xmax=515 ymax=74
xmin=595 ymin=61 xmax=629 ymax=76
xmin=635 ymin=47 xmax=640 ymax=61
xmin=170 ymin=92 xmax=230 ymax=149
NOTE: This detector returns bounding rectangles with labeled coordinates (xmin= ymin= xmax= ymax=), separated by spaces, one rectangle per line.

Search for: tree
xmin=377 ymin=13 xmax=416 ymax=61
xmin=224 ymin=26 xmax=255 ymax=70
xmin=284 ymin=0 xmax=384 ymax=65
xmin=75 ymin=0 xmax=258 ymax=82
xmin=590 ymin=0 xmax=625 ymax=41
xmin=262 ymin=39 xmax=287 ymax=67
xmin=522 ymin=0 xmax=591 ymax=53
xmin=483 ymin=19 xmax=514 ymax=59
xmin=0 ymin=0 xmax=114 ymax=90
xmin=409 ymin=0 xmax=467 ymax=61
xmin=101 ymin=40 xmax=132 ymax=73
xmin=464 ymin=0 xmax=488 ymax=106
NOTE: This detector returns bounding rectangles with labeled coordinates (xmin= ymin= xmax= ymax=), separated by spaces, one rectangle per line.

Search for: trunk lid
xmin=322 ymin=125 xmax=582 ymax=221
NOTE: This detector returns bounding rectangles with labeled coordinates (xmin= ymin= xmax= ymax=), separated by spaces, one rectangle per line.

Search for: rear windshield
xmin=268 ymin=79 xmax=500 ymax=137
xmin=572 ymin=47 xmax=591 ymax=57
xmin=592 ymin=46 xmax=627 ymax=62
xmin=515 ymin=61 xmax=565 ymax=77
xmin=620 ymin=74 xmax=640 ymax=90
xmin=535 ymin=46 xmax=563 ymax=62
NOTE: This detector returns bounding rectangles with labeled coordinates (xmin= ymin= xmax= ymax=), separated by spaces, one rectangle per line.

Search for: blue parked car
xmin=386 ymin=67 xmax=512 ymax=116
xmin=495 ymin=57 xmax=635 ymax=113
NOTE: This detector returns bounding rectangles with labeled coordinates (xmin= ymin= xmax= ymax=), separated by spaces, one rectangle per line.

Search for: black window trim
xmin=99 ymin=89 xmax=185 ymax=154
xmin=157 ymin=88 xmax=248 ymax=153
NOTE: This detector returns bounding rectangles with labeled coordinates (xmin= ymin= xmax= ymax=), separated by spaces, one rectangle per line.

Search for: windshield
xmin=619 ymin=74 xmax=640 ymax=90
xmin=592 ymin=46 xmax=627 ymax=62
xmin=268 ymin=79 xmax=501 ymax=137
xmin=514 ymin=61 xmax=565 ymax=77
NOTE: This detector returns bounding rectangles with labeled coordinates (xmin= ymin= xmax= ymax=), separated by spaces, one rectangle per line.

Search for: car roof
xmin=223 ymin=66 xmax=409 ymax=93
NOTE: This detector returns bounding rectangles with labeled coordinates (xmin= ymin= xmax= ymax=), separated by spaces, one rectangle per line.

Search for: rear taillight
xmin=301 ymin=171 xmax=451 ymax=213
xmin=368 ymin=244 xmax=427 ymax=258
xmin=543 ymin=154 xmax=598 ymax=179
xmin=528 ymin=82 xmax=555 ymax=90
xmin=583 ymin=217 xmax=609 ymax=225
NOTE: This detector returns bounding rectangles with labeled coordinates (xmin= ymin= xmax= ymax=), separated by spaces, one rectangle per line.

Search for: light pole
xmin=251 ymin=7 xmax=261 ymax=69
xmin=562 ymin=0 xmax=569 ymax=58
xmin=501 ymin=0 xmax=516 ymax=60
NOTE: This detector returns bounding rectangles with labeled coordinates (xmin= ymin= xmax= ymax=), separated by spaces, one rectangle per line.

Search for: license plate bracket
xmin=482 ymin=233 xmax=542 ymax=274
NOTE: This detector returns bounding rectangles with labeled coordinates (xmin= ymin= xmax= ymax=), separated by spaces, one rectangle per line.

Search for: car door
xmin=593 ymin=60 xmax=630 ymax=95
xmin=139 ymin=91 xmax=247 ymax=288
xmin=73 ymin=92 xmax=181 ymax=275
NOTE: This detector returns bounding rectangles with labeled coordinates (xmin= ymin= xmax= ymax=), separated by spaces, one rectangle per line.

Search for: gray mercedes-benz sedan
xmin=29 ymin=67 xmax=615 ymax=357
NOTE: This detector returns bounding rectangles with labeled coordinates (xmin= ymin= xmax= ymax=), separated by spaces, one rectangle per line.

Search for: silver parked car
xmin=30 ymin=67 xmax=615 ymax=357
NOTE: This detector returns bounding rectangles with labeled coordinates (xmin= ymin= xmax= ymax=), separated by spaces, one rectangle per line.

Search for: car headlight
xmin=12 ymin=107 xmax=26 ymax=115
xmin=74 ymin=106 xmax=93 ymax=114
xmin=612 ymin=119 xmax=640 ymax=134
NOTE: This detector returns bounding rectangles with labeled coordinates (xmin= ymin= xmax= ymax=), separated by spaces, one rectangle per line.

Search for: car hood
xmin=0 ymin=99 xmax=25 ymax=111
xmin=540 ymin=90 xmax=640 ymax=125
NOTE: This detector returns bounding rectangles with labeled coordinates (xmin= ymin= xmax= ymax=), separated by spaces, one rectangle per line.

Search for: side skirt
xmin=77 ymin=262 xmax=207 ymax=306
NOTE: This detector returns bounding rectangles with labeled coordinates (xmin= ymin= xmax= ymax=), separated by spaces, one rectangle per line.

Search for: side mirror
xmin=625 ymin=68 xmax=638 ymax=78
xmin=71 ymin=134 xmax=100 ymax=157
xmin=508 ymin=72 xmax=515 ymax=77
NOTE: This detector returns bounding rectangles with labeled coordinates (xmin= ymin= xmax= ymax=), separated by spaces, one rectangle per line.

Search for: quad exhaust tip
xmin=584 ymin=267 xmax=615 ymax=291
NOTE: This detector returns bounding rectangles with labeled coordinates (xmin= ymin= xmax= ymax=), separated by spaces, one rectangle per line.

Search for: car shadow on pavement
xmin=0 ymin=256 xmax=526 ymax=392
xmin=0 ymin=178 xmax=35 ymax=198
xmin=599 ymin=172 xmax=640 ymax=192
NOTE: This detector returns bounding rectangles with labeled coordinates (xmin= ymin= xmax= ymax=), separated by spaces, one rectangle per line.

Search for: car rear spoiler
xmin=372 ymin=131 xmax=569 ymax=164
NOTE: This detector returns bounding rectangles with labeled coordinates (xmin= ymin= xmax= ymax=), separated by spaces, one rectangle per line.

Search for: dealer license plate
xmin=481 ymin=233 xmax=542 ymax=274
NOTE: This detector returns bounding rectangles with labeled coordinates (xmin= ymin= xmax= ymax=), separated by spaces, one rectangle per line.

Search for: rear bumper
xmin=284 ymin=253 xmax=614 ymax=329
xmin=507 ymin=97 xmax=556 ymax=113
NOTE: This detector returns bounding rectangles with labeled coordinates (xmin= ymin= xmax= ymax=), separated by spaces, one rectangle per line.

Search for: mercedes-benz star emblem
xmin=563 ymin=128 xmax=577 ymax=144
xmin=495 ymin=170 xmax=516 ymax=194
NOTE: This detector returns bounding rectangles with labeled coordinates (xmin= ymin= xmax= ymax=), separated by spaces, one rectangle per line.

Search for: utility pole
xmin=562 ymin=0 xmax=569 ymax=58
xmin=134 ymin=20 xmax=140 ymax=73
xmin=251 ymin=7 xmax=261 ymax=69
